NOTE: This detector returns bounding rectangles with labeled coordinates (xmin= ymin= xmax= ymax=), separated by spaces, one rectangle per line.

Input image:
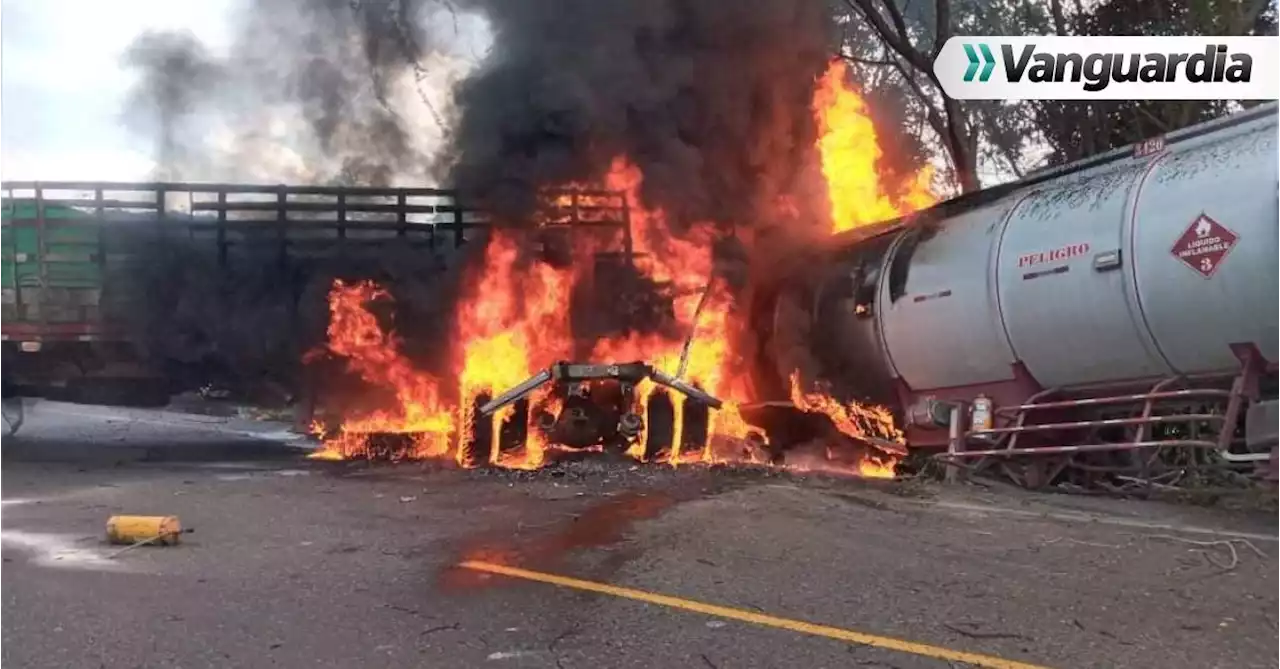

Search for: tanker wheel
xmin=1007 ymin=455 xmax=1071 ymax=489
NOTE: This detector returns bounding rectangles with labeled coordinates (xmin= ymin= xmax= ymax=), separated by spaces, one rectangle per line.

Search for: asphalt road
xmin=2 ymin=401 xmax=1277 ymax=669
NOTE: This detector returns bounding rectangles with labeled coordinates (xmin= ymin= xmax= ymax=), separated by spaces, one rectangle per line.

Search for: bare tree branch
xmin=890 ymin=60 xmax=946 ymax=138
xmin=934 ymin=0 xmax=952 ymax=57
xmin=877 ymin=0 xmax=912 ymax=42
xmin=846 ymin=0 xmax=932 ymax=73
xmin=1135 ymin=105 xmax=1172 ymax=133
xmin=846 ymin=0 xmax=979 ymax=191
xmin=1233 ymin=0 xmax=1272 ymax=34
xmin=837 ymin=50 xmax=899 ymax=68
xmin=1049 ymin=0 xmax=1069 ymax=35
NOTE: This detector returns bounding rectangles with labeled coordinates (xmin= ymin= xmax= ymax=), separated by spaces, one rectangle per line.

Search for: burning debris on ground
xmin=315 ymin=440 xmax=904 ymax=493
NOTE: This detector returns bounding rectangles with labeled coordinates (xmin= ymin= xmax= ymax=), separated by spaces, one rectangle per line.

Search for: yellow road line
xmin=459 ymin=560 xmax=1052 ymax=669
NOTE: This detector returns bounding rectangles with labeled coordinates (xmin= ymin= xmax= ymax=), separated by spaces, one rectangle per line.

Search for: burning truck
xmin=299 ymin=150 xmax=911 ymax=474
xmin=291 ymin=59 xmax=924 ymax=474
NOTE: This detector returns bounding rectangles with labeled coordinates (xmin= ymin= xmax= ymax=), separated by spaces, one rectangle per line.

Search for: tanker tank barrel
xmin=750 ymin=103 xmax=1278 ymax=488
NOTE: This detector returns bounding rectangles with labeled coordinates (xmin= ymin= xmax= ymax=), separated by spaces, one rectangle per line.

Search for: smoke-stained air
xmin=112 ymin=1 xmax=494 ymax=396
xmin=438 ymin=0 xmax=835 ymax=237
xmin=122 ymin=0 xmax=484 ymax=185
xmin=111 ymin=1 xmax=926 ymax=474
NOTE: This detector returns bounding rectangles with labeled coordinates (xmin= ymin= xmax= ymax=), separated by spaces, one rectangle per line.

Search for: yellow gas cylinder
xmin=106 ymin=515 xmax=184 ymax=546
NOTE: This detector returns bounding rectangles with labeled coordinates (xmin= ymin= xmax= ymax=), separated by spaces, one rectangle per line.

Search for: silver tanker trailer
xmin=753 ymin=102 xmax=1279 ymax=488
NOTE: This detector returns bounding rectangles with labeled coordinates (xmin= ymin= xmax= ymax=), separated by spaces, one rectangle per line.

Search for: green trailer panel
xmin=1 ymin=200 xmax=104 ymax=332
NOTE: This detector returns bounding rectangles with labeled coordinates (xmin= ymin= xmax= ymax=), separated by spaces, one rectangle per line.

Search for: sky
xmin=1 ymin=0 xmax=236 ymax=181
xmin=1 ymin=0 xmax=494 ymax=185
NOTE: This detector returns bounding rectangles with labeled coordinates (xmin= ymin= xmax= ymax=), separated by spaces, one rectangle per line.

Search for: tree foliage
xmin=1032 ymin=0 xmax=1277 ymax=165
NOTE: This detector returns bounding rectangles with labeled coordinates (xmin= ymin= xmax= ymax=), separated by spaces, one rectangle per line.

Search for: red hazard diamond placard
xmin=1170 ymin=213 xmax=1238 ymax=279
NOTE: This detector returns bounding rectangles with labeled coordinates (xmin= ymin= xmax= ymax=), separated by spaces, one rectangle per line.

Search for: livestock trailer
xmin=1 ymin=181 xmax=629 ymax=409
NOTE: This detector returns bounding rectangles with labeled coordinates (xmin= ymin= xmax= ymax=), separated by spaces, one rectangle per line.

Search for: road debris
xmin=105 ymin=515 xmax=193 ymax=559
xmin=942 ymin=622 xmax=1031 ymax=641
xmin=1145 ymin=534 xmax=1268 ymax=571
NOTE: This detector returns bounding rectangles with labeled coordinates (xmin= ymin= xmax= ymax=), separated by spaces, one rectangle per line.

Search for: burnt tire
xmin=365 ymin=433 xmax=418 ymax=461
xmin=465 ymin=396 xmax=532 ymax=467
xmin=681 ymin=398 xmax=710 ymax=455
xmin=497 ymin=398 xmax=530 ymax=455
xmin=644 ymin=391 xmax=713 ymax=461
xmin=464 ymin=393 xmax=494 ymax=468
xmin=643 ymin=390 xmax=680 ymax=461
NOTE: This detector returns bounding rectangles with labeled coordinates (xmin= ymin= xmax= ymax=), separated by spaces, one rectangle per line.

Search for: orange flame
xmin=311 ymin=280 xmax=455 ymax=459
xmin=307 ymin=61 xmax=939 ymax=478
xmin=454 ymin=231 xmax=575 ymax=469
xmin=813 ymin=59 xmax=936 ymax=233
xmin=788 ymin=371 xmax=903 ymax=479
xmin=309 ymin=157 xmax=743 ymax=468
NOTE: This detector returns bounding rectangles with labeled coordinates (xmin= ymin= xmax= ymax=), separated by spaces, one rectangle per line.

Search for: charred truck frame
xmin=471 ymin=360 xmax=724 ymax=461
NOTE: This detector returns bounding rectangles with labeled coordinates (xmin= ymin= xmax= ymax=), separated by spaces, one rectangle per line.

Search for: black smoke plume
xmin=440 ymin=0 xmax=835 ymax=236
xmin=107 ymin=0 xmax=844 ymax=406
xmin=121 ymin=0 xmax=468 ymax=186
xmin=438 ymin=0 xmax=839 ymax=391
xmin=112 ymin=0 xmax=480 ymax=401
xmin=122 ymin=31 xmax=224 ymax=181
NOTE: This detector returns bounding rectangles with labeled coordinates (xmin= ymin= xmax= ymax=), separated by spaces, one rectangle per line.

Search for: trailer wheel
xmin=644 ymin=390 xmax=714 ymax=462
xmin=465 ymin=396 xmax=532 ymax=468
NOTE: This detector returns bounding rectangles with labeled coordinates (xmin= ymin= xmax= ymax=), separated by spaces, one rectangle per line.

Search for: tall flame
xmin=812 ymin=59 xmax=936 ymax=233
